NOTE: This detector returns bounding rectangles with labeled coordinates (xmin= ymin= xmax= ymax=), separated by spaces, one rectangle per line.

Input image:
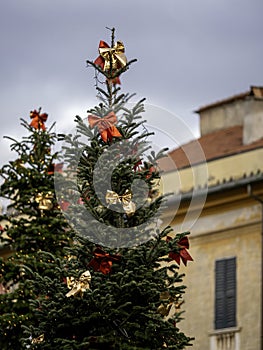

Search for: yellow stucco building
xmin=160 ymin=86 xmax=263 ymax=350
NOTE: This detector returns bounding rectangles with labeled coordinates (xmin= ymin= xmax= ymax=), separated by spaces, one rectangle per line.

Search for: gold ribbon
xmin=106 ymin=189 xmax=136 ymax=216
xmin=35 ymin=192 xmax=53 ymax=210
xmin=98 ymin=40 xmax=127 ymax=71
xmin=32 ymin=334 xmax=44 ymax=344
xmin=66 ymin=270 xmax=91 ymax=298
xmin=157 ymin=292 xmax=184 ymax=317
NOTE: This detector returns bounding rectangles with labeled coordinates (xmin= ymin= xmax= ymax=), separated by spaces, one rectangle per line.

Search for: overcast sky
xmin=0 ymin=0 xmax=263 ymax=169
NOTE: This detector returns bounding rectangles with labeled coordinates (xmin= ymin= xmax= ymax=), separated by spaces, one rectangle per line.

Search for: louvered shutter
xmin=215 ymin=257 xmax=236 ymax=329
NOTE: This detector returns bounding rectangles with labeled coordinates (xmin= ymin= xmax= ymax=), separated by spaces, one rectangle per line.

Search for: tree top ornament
xmin=86 ymin=27 xmax=137 ymax=85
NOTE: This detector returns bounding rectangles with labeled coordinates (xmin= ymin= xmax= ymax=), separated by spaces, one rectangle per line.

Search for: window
xmin=215 ymin=257 xmax=236 ymax=329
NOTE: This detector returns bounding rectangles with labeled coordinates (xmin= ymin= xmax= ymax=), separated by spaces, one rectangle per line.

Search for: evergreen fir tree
xmin=22 ymin=28 xmax=194 ymax=349
xmin=0 ymin=110 xmax=74 ymax=349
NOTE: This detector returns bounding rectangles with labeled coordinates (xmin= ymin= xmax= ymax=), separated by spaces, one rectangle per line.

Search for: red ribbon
xmin=30 ymin=110 xmax=48 ymax=131
xmin=94 ymin=40 xmax=109 ymax=69
xmin=47 ymin=162 xmax=63 ymax=175
xmin=146 ymin=166 xmax=156 ymax=179
xmin=167 ymin=236 xmax=193 ymax=266
xmin=77 ymin=197 xmax=84 ymax=205
xmin=130 ymin=143 xmax=142 ymax=171
xmin=88 ymin=111 xmax=122 ymax=142
xmin=88 ymin=247 xmax=121 ymax=275
xmin=59 ymin=200 xmax=70 ymax=211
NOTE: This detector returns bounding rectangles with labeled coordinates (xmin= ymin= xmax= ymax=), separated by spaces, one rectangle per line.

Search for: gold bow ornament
xmin=157 ymin=291 xmax=184 ymax=317
xmin=66 ymin=270 xmax=91 ymax=298
xmin=35 ymin=192 xmax=53 ymax=210
xmin=32 ymin=334 xmax=44 ymax=344
xmin=95 ymin=40 xmax=127 ymax=72
xmin=106 ymin=189 xmax=136 ymax=216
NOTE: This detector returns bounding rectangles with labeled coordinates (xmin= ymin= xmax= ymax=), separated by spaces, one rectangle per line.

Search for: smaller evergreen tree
xmin=0 ymin=110 xmax=74 ymax=350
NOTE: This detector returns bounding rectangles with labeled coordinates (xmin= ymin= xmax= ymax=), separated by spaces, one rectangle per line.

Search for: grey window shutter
xmin=215 ymin=257 xmax=236 ymax=329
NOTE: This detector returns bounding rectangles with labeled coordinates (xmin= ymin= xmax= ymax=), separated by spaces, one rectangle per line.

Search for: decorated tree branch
xmin=21 ymin=28 xmax=193 ymax=349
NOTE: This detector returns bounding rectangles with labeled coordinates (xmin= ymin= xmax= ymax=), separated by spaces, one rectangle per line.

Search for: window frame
xmin=215 ymin=257 xmax=237 ymax=330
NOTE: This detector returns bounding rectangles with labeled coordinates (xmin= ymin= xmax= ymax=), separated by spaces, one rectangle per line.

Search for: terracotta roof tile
xmin=158 ymin=125 xmax=263 ymax=171
xmin=195 ymin=86 xmax=263 ymax=113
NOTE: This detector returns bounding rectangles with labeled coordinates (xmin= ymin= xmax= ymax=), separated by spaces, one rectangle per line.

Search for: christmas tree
xmin=0 ymin=110 xmax=74 ymax=349
xmin=22 ymin=28 xmax=194 ymax=349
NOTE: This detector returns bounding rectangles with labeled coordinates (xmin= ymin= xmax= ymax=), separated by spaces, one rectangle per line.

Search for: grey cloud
xmin=0 ymin=0 xmax=263 ymax=168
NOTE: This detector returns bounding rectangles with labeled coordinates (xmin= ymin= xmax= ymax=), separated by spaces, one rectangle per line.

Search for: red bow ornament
xmin=59 ymin=200 xmax=70 ymax=211
xmin=130 ymin=143 xmax=142 ymax=171
xmin=88 ymin=111 xmax=122 ymax=142
xmin=77 ymin=197 xmax=84 ymax=205
xmin=30 ymin=109 xmax=48 ymax=131
xmin=88 ymin=247 xmax=121 ymax=275
xmin=94 ymin=40 xmax=127 ymax=84
xmin=167 ymin=236 xmax=193 ymax=266
xmin=47 ymin=162 xmax=64 ymax=175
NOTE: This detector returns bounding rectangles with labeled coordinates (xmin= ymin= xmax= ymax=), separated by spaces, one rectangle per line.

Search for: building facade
xmin=161 ymin=86 xmax=263 ymax=350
